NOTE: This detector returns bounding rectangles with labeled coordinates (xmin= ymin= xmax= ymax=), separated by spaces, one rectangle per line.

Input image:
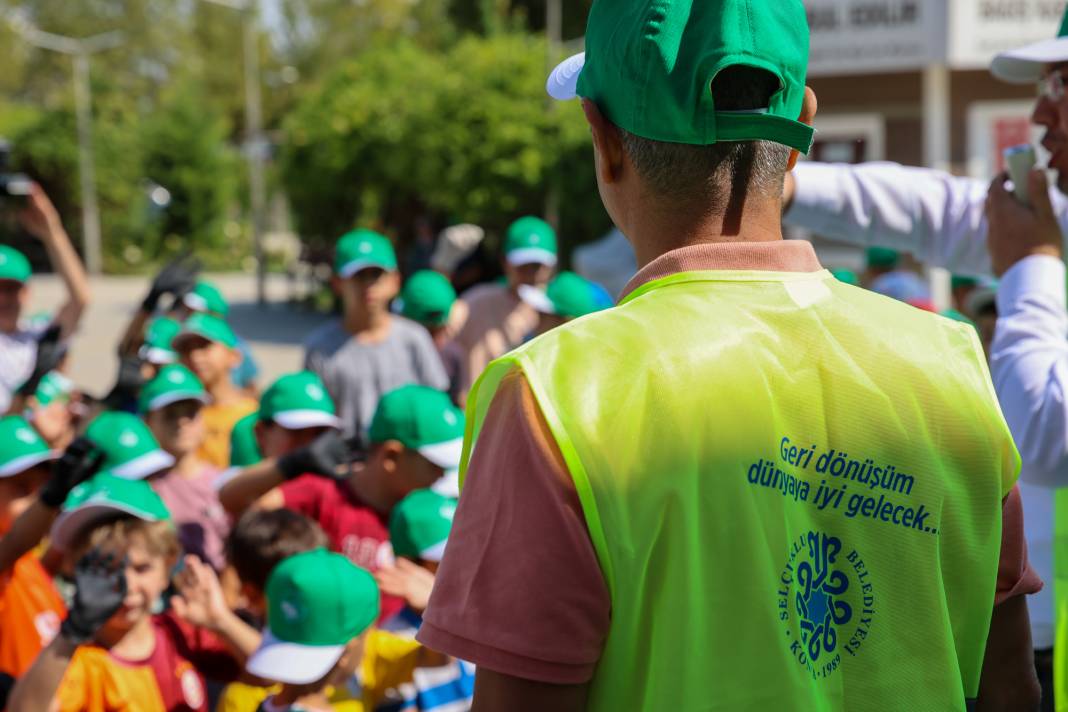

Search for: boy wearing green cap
xmin=0 ymin=184 xmax=90 ymax=416
xmin=140 ymin=364 xmax=232 ymax=570
xmin=85 ymin=411 xmax=175 ymax=481
xmin=397 ymin=270 xmax=465 ymax=402
xmin=449 ymin=215 xmax=558 ymax=403
xmin=304 ymin=229 xmax=448 ymax=444
xmin=421 ymin=1 xmax=1036 ymax=710
xmin=177 ymin=280 xmax=262 ymax=394
xmin=518 ymin=271 xmax=612 ymax=338
xmin=9 ymin=472 xmax=261 ymax=712
xmin=173 ymin=313 xmax=259 ymax=469
xmin=219 ymin=384 xmax=465 ymax=622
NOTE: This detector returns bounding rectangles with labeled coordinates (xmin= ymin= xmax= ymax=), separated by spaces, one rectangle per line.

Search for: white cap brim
xmin=246 ymin=629 xmax=345 ymax=685
xmin=547 ymin=52 xmax=585 ymax=100
xmin=146 ymin=391 xmax=209 ymax=412
xmin=418 ymin=437 xmax=464 ymax=470
xmin=139 ymin=346 xmax=177 ymax=365
xmin=338 ymin=260 xmax=393 ymax=279
xmin=182 ymin=292 xmax=209 ymax=313
xmin=506 ymin=248 xmax=558 ymax=268
xmin=111 ymin=449 xmax=175 ymax=480
xmin=272 ymin=410 xmax=341 ymax=430
xmin=991 ymin=37 xmax=1068 ymax=83
xmin=518 ymin=284 xmax=556 ymax=315
xmin=50 ymin=501 xmax=159 ymax=551
xmin=431 ymin=468 xmax=460 ymax=498
xmin=419 ymin=539 xmax=448 ymax=562
xmin=0 ymin=450 xmax=58 ymax=478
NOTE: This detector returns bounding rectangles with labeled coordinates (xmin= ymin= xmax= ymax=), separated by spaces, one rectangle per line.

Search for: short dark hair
xmin=226 ymin=509 xmax=329 ymax=591
xmin=619 ymin=66 xmax=793 ymax=213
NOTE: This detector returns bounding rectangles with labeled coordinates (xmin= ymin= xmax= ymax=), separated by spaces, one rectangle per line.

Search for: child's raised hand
xmin=171 ymin=555 xmax=229 ymax=631
xmin=375 ymin=558 xmax=436 ymax=613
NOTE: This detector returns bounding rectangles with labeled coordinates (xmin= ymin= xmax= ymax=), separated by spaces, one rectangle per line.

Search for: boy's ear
xmin=378 ymin=440 xmax=404 ymax=474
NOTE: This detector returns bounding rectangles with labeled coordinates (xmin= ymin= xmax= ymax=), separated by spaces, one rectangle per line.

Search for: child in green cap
xmin=172 ymin=313 xmax=259 ymax=469
xmin=9 ymin=472 xmax=261 ymax=712
xmin=518 ymin=270 xmax=613 ymax=338
xmin=397 ymin=270 xmax=465 ymax=403
xmin=304 ymin=229 xmax=449 ymax=444
xmin=218 ymin=383 xmax=465 ymax=623
xmin=140 ymin=364 xmax=232 ymax=570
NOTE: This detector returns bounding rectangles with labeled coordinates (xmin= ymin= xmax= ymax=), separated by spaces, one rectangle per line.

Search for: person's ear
xmin=787 ymin=86 xmax=819 ymax=171
xmin=226 ymin=347 xmax=242 ymax=369
xmin=385 ymin=271 xmax=401 ymax=297
xmin=582 ymin=99 xmax=625 ymax=186
xmin=379 ymin=440 xmax=404 ymax=474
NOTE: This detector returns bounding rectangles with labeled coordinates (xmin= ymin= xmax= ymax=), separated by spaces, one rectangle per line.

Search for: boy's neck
xmin=103 ymin=614 xmax=156 ymax=660
xmin=206 ymin=378 xmax=241 ymax=406
xmin=170 ymin=452 xmax=207 ymax=478
xmin=346 ymin=463 xmax=393 ymax=515
xmin=343 ymin=307 xmax=391 ymax=341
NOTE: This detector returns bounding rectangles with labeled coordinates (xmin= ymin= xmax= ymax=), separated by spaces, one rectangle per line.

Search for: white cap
xmin=547 ymin=52 xmax=586 ymax=101
xmin=991 ymin=36 xmax=1068 ymax=84
xmin=245 ymin=629 xmax=346 ymax=685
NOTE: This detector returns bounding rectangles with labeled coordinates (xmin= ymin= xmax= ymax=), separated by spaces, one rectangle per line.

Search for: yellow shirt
xmin=215 ymin=630 xmax=422 ymax=712
xmin=198 ymin=397 xmax=258 ymax=469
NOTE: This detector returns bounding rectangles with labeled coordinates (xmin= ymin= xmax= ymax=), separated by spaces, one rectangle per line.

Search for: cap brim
xmin=172 ymin=330 xmax=225 ymax=350
xmin=518 ymin=284 xmax=556 ymax=315
xmin=0 ymin=450 xmax=58 ymax=478
xmin=146 ymin=390 xmax=209 ymax=412
xmin=419 ymin=539 xmax=449 ymax=563
xmin=547 ymin=52 xmax=585 ymax=100
xmin=182 ymin=292 xmax=209 ymax=313
xmin=51 ymin=501 xmax=161 ymax=551
xmin=110 ymin=449 xmax=175 ymax=480
xmin=246 ymin=629 xmax=345 ymax=685
xmin=506 ymin=248 xmax=558 ymax=268
xmin=431 ymin=468 xmax=460 ymax=498
xmin=991 ymin=37 xmax=1068 ymax=83
xmin=272 ymin=410 xmax=341 ymax=430
xmin=338 ymin=260 xmax=395 ymax=279
xmin=418 ymin=437 xmax=464 ymax=470
xmin=966 ymin=287 xmax=999 ymax=316
xmin=139 ymin=345 xmax=177 ymax=365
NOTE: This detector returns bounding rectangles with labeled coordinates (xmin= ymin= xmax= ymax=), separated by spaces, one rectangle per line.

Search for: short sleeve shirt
xmin=198 ymin=398 xmax=259 ymax=470
xmin=0 ymin=553 xmax=65 ymax=680
xmin=151 ymin=467 xmax=231 ymax=570
xmin=419 ymin=240 xmax=1043 ymax=684
xmin=279 ymin=475 xmax=402 ymax=620
xmin=0 ymin=320 xmax=49 ymax=413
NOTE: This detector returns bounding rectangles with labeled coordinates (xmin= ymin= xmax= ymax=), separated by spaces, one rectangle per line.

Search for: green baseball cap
xmin=397 ymin=270 xmax=457 ymax=327
xmin=182 ymin=280 xmax=229 ymax=318
xmin=173 ymin=313 xmax=238 ymax=351
xmin=0 ymin=246 xmax=31 ymax=284
xmin=0 ymin=415 xmax=56 ymax=478
xmin=504 ymin=217 xmax=558 ymax=267
xmin=866 ymin=247 xmax=900 ymax=270
xmin=246 ymin=548 xmax=380 ymax=684
xmin=85 ymin=411 xmax=174 ymax=480
xmin=519 ymin=271 xmax=612 ymax=320
xmin=34 ymin=371 xmax=74 ymax=407
xmin=140 ymin=317 xmax=181 ymax=365
xmin=390 ymin=489 xmax=457 ymax=562
xmin=50 ymin=471 xmax=172 ymax=551
xmin=547 ymin=0 xmax=813 ymax=154
xmin=229 ymin=412 xmax=262 ymax=468
xmin=335 ymin=229 xmax=398 ymax=278
xmin=138 ymin=364 xmax=209 ymax=414
xmin=368 ymin=385 xmax=465 ymax=471
xmin=992 ymin=9 xmax=1068 ymax=82
xmin=259 ymin=372 xmax=340 ymax=430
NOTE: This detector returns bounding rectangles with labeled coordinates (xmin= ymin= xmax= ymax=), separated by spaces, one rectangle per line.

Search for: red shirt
xmin=280 ymin=475 xmax=402 ymax=620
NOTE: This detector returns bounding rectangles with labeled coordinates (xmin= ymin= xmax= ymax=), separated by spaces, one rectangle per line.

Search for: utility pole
xmin=545 ymin=0 xmax=563 ymax=230
xmin=8 ymin=20 xmax=123 ymax=275
xmin=200 ymin=0 xmax=268 ymax=304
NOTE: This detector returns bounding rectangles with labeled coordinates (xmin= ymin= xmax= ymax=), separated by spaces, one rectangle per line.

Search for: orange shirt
xmin=197 ymin=397 xmax=258 ymax=469
xmin=0 ymin=553 xmax=64 ymax=680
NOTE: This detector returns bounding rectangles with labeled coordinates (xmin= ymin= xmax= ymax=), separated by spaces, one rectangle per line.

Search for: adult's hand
xmin=277 ymin=429 xmax=350 ymax=481
xmin=986 ymin=169 xmax=1063 ymax=277
xmin=16 ymin=326 xmax=64 ymax=397
xmin=39 ymin=437 xmax=104 ymax=509
xmin=142 ymin=254 xmax=200 ymax=313
xmin=16 ymin=184 xmax=63 ymax=243
xmin=59 ymin=548 xmax=127 ymax=644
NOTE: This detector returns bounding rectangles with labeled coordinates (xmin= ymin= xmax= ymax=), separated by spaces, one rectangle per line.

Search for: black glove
xmin=60 ymin=548 xmax=127 ymax=644
xmin=277 ymin=430 xmax=350 ymax=480
xmin=141 ymin=254 xmax=200 ymax=313
xmin=16 ymin=325 xmax=63 ymax=397
xmin=39 ymin=437 xmax=104 ymax=509
xmin=103 ymin=356 xmax=145 ymax=411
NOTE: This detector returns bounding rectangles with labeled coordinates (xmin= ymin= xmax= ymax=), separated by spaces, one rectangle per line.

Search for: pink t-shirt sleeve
xmin=418 ymin=370 xmax=610 ymax=684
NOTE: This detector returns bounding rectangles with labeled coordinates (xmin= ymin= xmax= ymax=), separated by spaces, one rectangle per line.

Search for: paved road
xmin=25 ymin=273 xmax=333 ymax=395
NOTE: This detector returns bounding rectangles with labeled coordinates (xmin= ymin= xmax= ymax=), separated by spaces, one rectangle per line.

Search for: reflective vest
xmin=464 ymin=268 xmax=1019 ymax=711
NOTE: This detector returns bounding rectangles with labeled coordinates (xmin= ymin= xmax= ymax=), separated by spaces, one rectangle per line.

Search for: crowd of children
xmin=0 ymin=200 xmax=616 ymax=711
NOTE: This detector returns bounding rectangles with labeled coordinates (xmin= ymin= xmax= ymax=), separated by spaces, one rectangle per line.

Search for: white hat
xmin=991 ymin=14 xmax=1068 ymax=84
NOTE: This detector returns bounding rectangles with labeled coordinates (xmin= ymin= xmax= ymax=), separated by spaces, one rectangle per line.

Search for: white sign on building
xmin=949 ymin=0 xmax=1067 ymax=68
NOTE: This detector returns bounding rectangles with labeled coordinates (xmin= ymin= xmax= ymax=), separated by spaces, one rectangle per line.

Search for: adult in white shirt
xmin=783 ymin=16 xmax=1068 ymax=706
xmin=0 ymin=183 xmax=90 ymax=413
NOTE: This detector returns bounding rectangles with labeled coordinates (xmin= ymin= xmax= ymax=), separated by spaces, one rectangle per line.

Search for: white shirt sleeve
xmin=785 ymin=161 xmax=1068 ymax=277
xmin=991 ymin=255 xmax=1068 ymax=487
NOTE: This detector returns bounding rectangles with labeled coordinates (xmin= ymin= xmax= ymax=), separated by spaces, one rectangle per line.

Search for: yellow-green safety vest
xmin=463 ymin=268 xmax=1019 ymax=711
